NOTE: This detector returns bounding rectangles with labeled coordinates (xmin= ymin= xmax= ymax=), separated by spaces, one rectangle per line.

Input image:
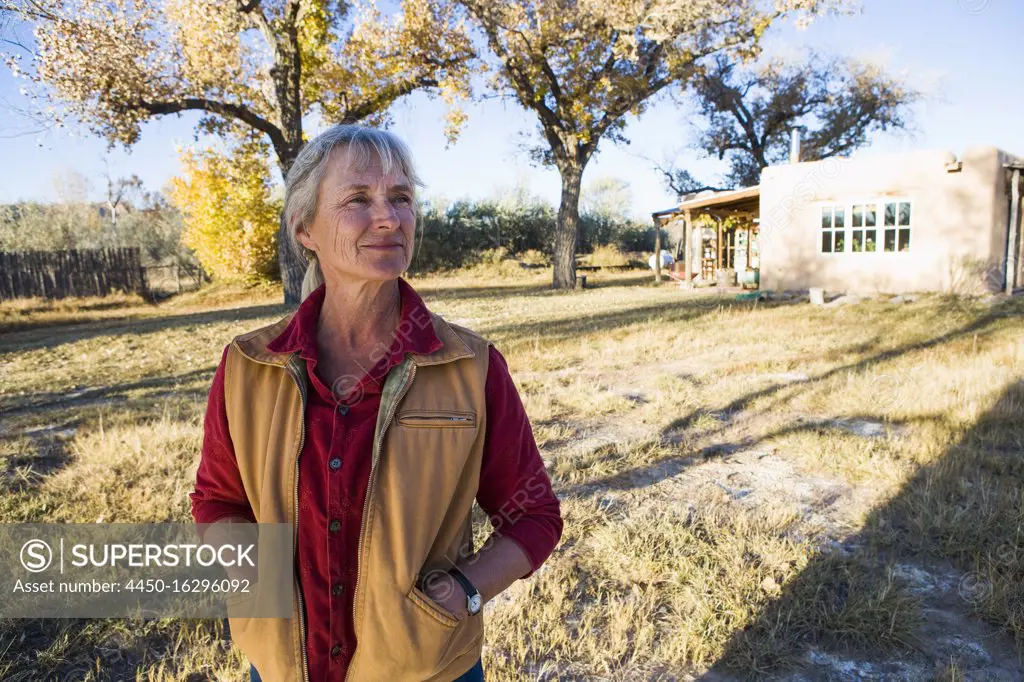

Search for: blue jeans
xmin=250 ymin=659 xmax=484 ymax=681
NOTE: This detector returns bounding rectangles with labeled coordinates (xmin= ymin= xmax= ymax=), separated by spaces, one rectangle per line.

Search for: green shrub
xmin=408 ymin=196 xmax=657 ymax=274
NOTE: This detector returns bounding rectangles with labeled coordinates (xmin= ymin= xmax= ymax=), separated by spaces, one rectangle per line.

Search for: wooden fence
xmin=141 ymin=261 xmax=209 ymax=297
xmin=0 ymin=247 xmax=147 ymax=301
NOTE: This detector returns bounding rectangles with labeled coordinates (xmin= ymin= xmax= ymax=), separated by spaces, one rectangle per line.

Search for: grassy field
xmin=1 ymin=268 xmax=1022 ymax=681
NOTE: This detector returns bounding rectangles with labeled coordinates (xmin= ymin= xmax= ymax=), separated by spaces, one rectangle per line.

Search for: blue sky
xmin=1 ymin=0 xmax=1021 ymax=219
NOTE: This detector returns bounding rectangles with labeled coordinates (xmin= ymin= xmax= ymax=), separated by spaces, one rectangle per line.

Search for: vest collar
xmin=232 ymin=310 xmax=475 ymax=368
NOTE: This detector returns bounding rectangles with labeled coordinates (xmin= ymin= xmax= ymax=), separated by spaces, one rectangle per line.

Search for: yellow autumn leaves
xmin=168 ymin=140 xmax=281 ymax=285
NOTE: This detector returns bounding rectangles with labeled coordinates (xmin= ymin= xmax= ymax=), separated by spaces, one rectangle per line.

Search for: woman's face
xmin=297 ymin=147 xmax=416 ymax=282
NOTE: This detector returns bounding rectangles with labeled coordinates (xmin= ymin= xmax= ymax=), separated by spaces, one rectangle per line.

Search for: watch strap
xmin=447 ymin=566 xmax=480 ymax=612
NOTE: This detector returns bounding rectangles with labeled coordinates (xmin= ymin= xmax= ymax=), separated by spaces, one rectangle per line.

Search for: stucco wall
xmin=758 ymin=146 xmax=1010 ymax=294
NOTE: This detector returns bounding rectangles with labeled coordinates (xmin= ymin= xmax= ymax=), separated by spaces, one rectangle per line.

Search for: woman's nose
xmin=370 ymin=198 xmax=400 ymax=229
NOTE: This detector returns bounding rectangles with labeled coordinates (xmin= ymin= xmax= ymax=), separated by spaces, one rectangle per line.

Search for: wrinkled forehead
xmin=324 ymin=144 xmax=411 ymax=189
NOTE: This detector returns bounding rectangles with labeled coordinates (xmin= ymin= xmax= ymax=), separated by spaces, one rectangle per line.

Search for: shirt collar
xmin=265 ymin=276 xmax=443 ymax=361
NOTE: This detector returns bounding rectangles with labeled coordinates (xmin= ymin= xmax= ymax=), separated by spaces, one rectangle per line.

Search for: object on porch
xmin=666 ymin=262 xmax=696 ymax=286
xmin=740 ymin=269 xmax=760 ymax=289
xmin=649 ymin=250 xmax=675 ymax=271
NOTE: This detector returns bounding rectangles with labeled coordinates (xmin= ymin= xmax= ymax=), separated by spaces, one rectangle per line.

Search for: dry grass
xmin=1 ymin=268 xmax=1023 ymax=680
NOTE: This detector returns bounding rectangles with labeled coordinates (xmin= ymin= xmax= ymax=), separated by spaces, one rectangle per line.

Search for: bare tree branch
xmin=685 ymin=50 xmax=920 ymax=186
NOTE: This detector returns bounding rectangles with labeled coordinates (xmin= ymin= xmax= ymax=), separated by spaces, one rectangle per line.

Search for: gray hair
xmin=283 ymin=124 xmax=425 ymax=300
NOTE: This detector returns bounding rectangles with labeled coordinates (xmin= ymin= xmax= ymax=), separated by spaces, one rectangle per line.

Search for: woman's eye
xmin=392 ymin=195 xmax=412 ymax=204
xmin=346 ymin=196 xmax=368 ymax=205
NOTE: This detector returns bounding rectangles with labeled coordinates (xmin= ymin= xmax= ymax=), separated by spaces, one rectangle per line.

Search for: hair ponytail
xmin=300 ymin=250 xmax=324 ymax=302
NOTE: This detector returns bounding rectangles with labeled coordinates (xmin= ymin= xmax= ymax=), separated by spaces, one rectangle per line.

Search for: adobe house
xmin=655 ymin=146 xmax=1024 ymax=295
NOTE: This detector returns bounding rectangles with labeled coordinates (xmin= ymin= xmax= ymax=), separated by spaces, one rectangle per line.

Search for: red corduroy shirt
xmin=190 ymin=277 xmax=563 ymax=681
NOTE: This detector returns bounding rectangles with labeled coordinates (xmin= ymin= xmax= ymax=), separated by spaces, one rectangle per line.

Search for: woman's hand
xmin=421 ymin=571 xmax=470 ymax=621
xmin=202 ymin=517 xmax=260 ymax=585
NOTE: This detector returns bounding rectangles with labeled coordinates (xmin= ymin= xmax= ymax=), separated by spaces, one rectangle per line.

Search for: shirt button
xmin=337 ymin=403 xmax=350 ymax=416
xmin=331 ymin=644 xmax=342 ymax=657
xmin=332 ymin=583 xmax=344 ymax=596
xmin=329 ymin=457 xmax=342 ymax=470
xmin=328 ymin=519 xmax=341 ymax=533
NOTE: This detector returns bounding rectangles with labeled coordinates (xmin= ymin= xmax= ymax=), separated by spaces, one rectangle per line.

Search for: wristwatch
xmin=447 ymin=566 xmax=482 ymax=616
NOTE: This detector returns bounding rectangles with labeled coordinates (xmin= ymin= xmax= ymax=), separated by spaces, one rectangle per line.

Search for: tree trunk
xmin=274 ymin=136 xmax=304 ymax=306
xmin=553 ymin=164 xmax=583 ymax=289
xmin=272 ymin=24 xmax=306 ymax=306
xmin=278 ymin=215 xmax=305 ymax=305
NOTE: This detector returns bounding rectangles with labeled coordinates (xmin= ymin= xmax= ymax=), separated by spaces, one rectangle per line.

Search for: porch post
xmin=683 ymin=209 xmax=692 ymax=286
xmin=716 ymin=218 xmax=723 ymax=272
xmin=654 ymin=216 xmax=662 ymax=283
xmin=746 ymin=220 xmax=752 ymax=269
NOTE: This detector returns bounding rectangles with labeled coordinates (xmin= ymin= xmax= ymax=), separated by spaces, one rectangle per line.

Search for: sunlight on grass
xmin=1 ymin=269 xmax=1022 ymax=679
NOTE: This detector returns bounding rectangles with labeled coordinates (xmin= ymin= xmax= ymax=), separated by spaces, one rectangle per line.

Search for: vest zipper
xmin=344 ymin=359 xmax=417 ymax=682
xmin=286 ymin=355 xmax=311 ymax=682
xmin=400 ymin=415 xmax=472 ymax=422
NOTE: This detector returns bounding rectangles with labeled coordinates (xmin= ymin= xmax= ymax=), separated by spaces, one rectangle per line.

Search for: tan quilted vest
xmin=221 ymin=307 xmax=492 ymax=681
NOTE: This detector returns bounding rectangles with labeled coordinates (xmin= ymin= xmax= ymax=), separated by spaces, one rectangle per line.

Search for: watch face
xmin=468 ymin=593 xmax=482 ymax=614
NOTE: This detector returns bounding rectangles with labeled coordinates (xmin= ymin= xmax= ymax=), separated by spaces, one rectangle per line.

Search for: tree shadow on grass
xmin=701 ymin=380 xmax=1024 ymax=680
xmin=0 ymin=366 xmax=216 ymax=493
xmin=479 ymin=297 xmax=771 ymax=348
xmin=664 ymin=298 xmax=1018 ymax=437
xmin=414 ymin=271 xmax=672 ymax=302
xmin=414 ymin=280 xmax=561 ymax=302
xmin=551 ymin=299 xmax=1017 ymax=501
xmin=0 ymin=617 xmax=233 ymax=682
xmin=537 ymin=298 xmax=1023 ymax=677
xmin=0 ymin=366 xmax=217 ymax=420
xmin=0 ymin=302 xmax=290 ymax=354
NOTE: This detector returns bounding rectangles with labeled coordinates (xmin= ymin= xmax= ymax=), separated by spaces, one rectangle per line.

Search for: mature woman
xmin=190 ymin=124 xmax=563 ymax=681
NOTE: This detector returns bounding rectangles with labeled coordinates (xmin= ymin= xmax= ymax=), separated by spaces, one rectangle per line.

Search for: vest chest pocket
xmin=397 ymin=410 xmax=477 ymax=428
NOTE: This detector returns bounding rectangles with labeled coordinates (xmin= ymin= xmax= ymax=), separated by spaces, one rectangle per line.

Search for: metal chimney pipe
xmin=790 ymin=129 xmax=801 ymax=164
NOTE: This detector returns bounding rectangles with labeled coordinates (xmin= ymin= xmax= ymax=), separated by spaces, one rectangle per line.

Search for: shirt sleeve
xmin=189 ymin=344 xmax=257 ymax=526
xmin=476 ymin=345 xmax=563 ymax=577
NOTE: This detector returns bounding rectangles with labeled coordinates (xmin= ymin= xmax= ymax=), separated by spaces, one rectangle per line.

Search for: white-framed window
xmin=882 ymin=200 xmax=912 ymax=253
xmin=851 ymin=203 xmax=877 ymax=252
xmin=820 ymin=205 xmax=846 ymax=253
xmin=819 ymin=199 xmax=911 ymax=254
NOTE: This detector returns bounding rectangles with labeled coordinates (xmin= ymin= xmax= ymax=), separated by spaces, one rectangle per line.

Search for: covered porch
xmin=666 ymin=186 xmax=761 ymax=289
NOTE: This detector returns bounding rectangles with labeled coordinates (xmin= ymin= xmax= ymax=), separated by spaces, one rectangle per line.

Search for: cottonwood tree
xmin=1 ymin=0 xmax=476 ymax=303
xmin=658 ymin=51 xmax=919 ymax=194
xmin=457 ymin=0 xmax=834 ymax=289
xmin=169 ymin=137 xmax=283 ymax=283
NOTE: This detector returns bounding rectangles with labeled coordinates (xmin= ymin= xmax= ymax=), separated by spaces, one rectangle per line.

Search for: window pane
xmin=853 ymin=205 xmax=864 ymax=227
xmin=865 ymin=206 xmax=877 ymax=227
xmin=884 ymin=228 xmax=896 ymax=252
xmin=885 ymin=203 xmax=896 ymax=226
xmin=835 ymin=231 xmax=846 ymax=252
xmin=852 ymin=229 xmax=863 ymax=252
xmin=898 ymin=228 xmax=911 ymax=252
xmin=821 ymin=207 xmax=832 ymax=229
xmin=821 ymin=231 xmax=832 ymax=253
xmin=865 ymin=229 xmax=877 ymax=252
xmin=899 ymin=203 xmax=911 ymax=226
xmin=834 ymin=208 xmax=845 ymax=228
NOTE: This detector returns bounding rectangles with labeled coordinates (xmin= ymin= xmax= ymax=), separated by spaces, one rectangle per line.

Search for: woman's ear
xmin=294 ymin=220 xmax=316 ymax=253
